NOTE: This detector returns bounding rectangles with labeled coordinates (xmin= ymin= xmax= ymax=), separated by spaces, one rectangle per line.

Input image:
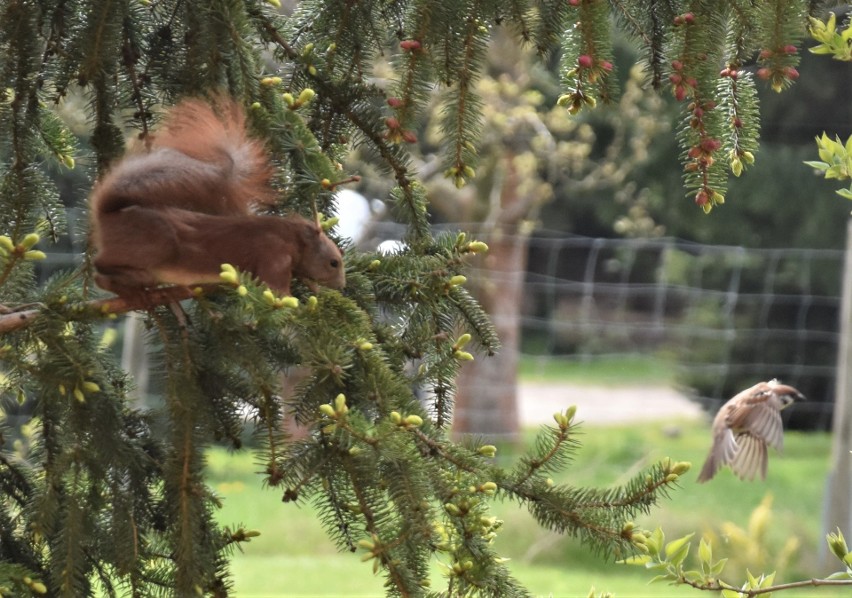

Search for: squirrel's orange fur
xmin=90 ymin=98 xmax=345 ymax=296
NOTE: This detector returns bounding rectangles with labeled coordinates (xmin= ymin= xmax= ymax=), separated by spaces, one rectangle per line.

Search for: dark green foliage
xmin=0 ymin=0 xmax=830 ymax=596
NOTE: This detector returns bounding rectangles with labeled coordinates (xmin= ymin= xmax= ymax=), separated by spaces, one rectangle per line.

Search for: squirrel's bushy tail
xmin=154 ymin=97 xmax=276 ymax=211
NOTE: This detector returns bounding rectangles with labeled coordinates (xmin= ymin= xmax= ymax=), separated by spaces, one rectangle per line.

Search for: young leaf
xmin=667 ymin=542 xmax=691 ymax=568
xmin=665 ymin=533 xmax=694 ymax=559
xmin=759 ymin=572 xmax=776 ymax=588
xmin=803 ymin=160 xmax=829 ymax=171
xmin=698 ymin=537 xmax=712 ymax=567
xmin=648 ymin=573 xmax=678 ymax=584
xmin=618 ymin=554 xmax=653 ymax=566
xmin=711 ymin=557 xmax=729 ymax=576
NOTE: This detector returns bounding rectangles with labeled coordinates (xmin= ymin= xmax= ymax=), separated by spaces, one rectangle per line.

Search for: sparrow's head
xmin=768 ymin=378 xmax=806 ymax=409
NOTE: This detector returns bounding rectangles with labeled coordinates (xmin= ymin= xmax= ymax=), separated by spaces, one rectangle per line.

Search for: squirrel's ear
xmin=299 ymin=218 xmax=322 ymax=243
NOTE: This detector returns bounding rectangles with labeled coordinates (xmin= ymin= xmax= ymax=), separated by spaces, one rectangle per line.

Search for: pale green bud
xmin=564 ymin=405 xmax=577 ymax=423
xmin=334 ymin=393 xmax=348 ymax=414
xmin=219 ymin=264 xmax=238 ymax=284
xmin=404 ymin=414 xmax=423 ymax=427
xmin=81 ymin=381 xmax=100 ymax=393
xmin=730 ymin=156 xmax=743 ymax=177
xmin=466 ymin=241 xmax=489 ymax=253
xmin=453 ymin=350 xmax=474 ymax=361
xmin=21 ymin=233 xmax=40 ymax=249
xmin=671 ymin=461 xmax=691 ymax=475
xmin=477 ymin=444 xmax=497 ymax=458
xmin=480 ymin=481 xmax=497 ymax=494
xmin=827 ymin=528 xmax=849 ymax=561
xmin=453 ymin=333 xmax=472 ymax=350
xmin=297 ymin=88 xmax=316 ymax=105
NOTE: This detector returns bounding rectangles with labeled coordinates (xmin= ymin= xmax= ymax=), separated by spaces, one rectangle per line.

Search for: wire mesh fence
xmin=38 ymin=217 xmax=844 ymax=430
xmin=366 ymin=223 xmax=844 ymax=429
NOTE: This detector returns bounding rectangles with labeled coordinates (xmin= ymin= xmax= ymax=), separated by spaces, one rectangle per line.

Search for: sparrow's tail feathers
xmin=696 ymin=451 xmax=719 ymax=483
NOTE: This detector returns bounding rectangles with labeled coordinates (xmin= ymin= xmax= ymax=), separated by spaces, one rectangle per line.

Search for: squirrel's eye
xmin=330 ymin=259 xmax=340 ymax=268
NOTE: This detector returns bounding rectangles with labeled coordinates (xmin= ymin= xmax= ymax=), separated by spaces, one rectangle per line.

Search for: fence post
xmin=824 ymin=217 xmax=852 ymax=559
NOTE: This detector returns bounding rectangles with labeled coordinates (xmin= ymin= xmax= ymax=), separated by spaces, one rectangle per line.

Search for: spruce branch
xmin=253 ymin=12 xmax=431 ymax=243
xmin=391 ymin=2 xmax=434 ymax=130
xmin=0 ymin=285 xmax=220 ymax=335
xmin=511 ymin=408 xmax=579 ymax=487
xmin=439 ymin=10 xmax=486 ymax=190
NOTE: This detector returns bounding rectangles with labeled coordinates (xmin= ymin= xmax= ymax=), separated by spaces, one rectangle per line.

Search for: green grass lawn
xmin=209 ymin=418 xmax=843 ymax=597
xmin=517 ymin=354 xmax=678 ymax=386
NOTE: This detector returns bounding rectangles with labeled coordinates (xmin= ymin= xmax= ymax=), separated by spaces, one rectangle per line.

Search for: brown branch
xmin=681 ymin=574 xmax=852 ymax=596
xmin=0 ymin=284 xmax=222 ymax=335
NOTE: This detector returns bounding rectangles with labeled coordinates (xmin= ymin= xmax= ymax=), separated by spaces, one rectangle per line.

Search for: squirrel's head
xmin=295 ymin=220 xmax=346 ymax=291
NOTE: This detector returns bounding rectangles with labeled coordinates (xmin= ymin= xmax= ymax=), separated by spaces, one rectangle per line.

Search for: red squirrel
xmin=90 ymin=98 xmax=345 ymax=297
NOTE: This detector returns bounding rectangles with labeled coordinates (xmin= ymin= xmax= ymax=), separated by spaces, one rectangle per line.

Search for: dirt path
xmin=519 ymin=383 xmax=705 ymax=426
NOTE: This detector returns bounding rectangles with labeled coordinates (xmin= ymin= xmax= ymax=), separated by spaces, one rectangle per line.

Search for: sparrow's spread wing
xmin=739 ymin=403 xmax=784 ymax=452
xmin=696 ymin=426 xmax=738 ymax=483
xmin=724 ymin=386 xmax=784 ymax=452
xmin=729 ymin=433 xmax=768 ymax=481
xmin=698 ymin=380 xmax=801 ymax=482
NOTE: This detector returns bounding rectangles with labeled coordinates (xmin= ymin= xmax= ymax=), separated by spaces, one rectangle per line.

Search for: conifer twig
xmin=0 ymin=285 xmax=221 ymax=335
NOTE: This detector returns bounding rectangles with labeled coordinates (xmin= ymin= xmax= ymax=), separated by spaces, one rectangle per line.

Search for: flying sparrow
xmin=697 ymin=379 xmax=805 ymax=483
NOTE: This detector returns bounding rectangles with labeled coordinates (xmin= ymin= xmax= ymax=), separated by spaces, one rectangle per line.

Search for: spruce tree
xmin=0 ymin=0 xmax=828 ymax=596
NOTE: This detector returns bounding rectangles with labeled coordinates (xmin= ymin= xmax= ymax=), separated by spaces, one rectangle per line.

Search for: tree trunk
xmin=452 ymin=154 xmax=530 ymax=442
xmin=824 ymin=218 xmax=852 ymax=563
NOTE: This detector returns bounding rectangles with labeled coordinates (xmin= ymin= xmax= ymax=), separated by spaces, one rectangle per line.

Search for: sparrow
xmin=697 ymin=379 xmax=805 ymax=483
